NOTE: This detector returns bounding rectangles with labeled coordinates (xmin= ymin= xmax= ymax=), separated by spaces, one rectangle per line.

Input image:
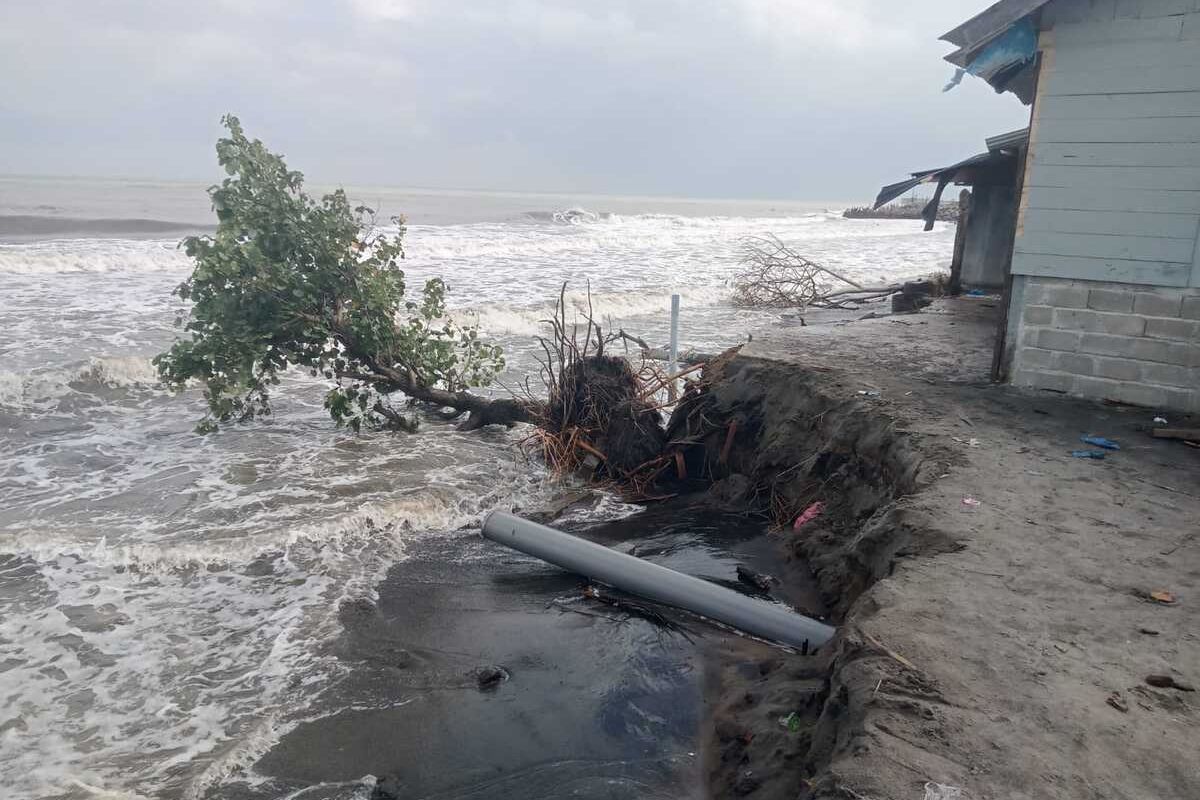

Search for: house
xmin=940 ymin=0 xmax=1200 ymax=413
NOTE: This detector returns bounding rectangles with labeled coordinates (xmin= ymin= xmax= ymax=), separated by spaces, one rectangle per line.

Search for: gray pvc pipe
xmin=481 ymin=510 xmax=835 ymax=651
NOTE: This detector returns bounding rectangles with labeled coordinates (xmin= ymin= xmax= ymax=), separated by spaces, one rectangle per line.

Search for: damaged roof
xmin=872 ymin=128 xmax=1028 ymax=228
xmin=941 ymin=0 xmax=1050 ymax=103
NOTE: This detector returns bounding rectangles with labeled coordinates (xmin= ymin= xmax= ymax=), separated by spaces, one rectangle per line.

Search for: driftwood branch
xmin=733 ymin=233 xmax=887 ymax=310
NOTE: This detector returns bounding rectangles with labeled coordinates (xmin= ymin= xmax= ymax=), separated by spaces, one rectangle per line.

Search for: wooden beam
xmin=1152 ymin=428 xmax=1200 ymax=442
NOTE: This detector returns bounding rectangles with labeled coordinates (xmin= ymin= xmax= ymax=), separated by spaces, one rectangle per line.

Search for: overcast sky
xmin=0 ymin=1 xmax=1029 ymax=200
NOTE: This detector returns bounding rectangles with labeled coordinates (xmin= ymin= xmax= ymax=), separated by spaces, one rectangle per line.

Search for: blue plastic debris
xmin=1071 ymin=450 xmax=1107 ymax=460
xmin=965 ymin=289 xmax=987 ymax=296
xmin=1081 ymin=435 xmax=1120 ymax=450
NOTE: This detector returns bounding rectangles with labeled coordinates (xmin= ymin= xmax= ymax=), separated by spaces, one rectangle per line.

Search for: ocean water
xmin=0 ymin=176 xmax=955 ymax=799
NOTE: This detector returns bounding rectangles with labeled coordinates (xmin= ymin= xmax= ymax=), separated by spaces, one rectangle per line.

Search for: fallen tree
xmin=156 ymin=116 xmax=535 ymax=433
xmin=156 ymin=117 xmax=720 ymax=497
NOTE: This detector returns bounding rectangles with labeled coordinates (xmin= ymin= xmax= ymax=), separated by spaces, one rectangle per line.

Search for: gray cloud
xmin=0 ymin=0 xmax=1028 ymax=200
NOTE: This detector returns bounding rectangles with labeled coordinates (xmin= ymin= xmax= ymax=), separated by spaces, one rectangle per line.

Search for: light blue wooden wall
xmin=1013 ymin=0 xmax=1200 ymax=287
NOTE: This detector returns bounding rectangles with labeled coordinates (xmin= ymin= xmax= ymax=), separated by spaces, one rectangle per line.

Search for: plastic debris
xmin=1071 ymin=450 xmax=1107 ymax=459
xmin=923 ymin=782 xmax=963 ymax=800
xmin=793 ymin=501 xmax=825 ymax=531
xmin=965 ymin=288 xmax=987 ymax=296
xmin=1149 ymin=589 xmax=1177 ymax=605
xmin=1146 ymin=674 xmax=1195 ymax=692
xmin=778 ymin=711 xmax=802 ymax=732
xmin=1154 ymin=417 xmax=1168 ymax=425
xmin=961 ymin=497 xmax=981 ymax=507
xmin=856 ymin=390 xmax=881 ymax=397
xmin=1081 ymin=435 xmax=1120 ymax=450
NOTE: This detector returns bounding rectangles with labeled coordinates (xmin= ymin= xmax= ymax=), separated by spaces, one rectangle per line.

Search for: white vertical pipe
xmin=669 ymin=292 xmax=680 ymax=367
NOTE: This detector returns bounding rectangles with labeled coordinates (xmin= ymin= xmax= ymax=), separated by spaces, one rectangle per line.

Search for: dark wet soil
xmin=239 ymin=502 xmax=826 ymax=800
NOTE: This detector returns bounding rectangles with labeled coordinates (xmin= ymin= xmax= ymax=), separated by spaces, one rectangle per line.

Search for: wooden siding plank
xmin=1018 ymin=208 xmax=1200 ymax=238
xmin=1011 ymin=252 xmax=1193 ymax=285
xmin=1037 ymin=91 xmax=1200 ymax=120
xmin=1043 ymin=39 xmax=1200 ymax=73
xmin=1035 ymin=117 xmax=1200 ymax=142
xmin=1032 ymin=141 xmax=1200 ymax=166
xmin=1193 ymin=227 xmax=1200 ymax=286
xmin=1050 ymin=14 xmax=1185 ymax=45
xmin=1015 ymin=230 xmax=1197 ymax=261
xmin=1115 ymin=0 xmax=1198 ymax=19
xmin=1028 ymin=165 xmax=1200 ymax=190
xmin=1043 ymin=67 xmax=1200 ymax=96
xmin=1024 ymin=186 xmax=1200 ymax=213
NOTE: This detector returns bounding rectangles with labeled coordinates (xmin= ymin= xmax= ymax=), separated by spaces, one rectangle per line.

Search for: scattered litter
xmin=778 ymin=712 xmax=802 ymax=732
xmin=923 ymin=782 xmax=963 ymax=800
xmin=1071 ymin=450 xmax=1107 ymax=459
xmin=958 ymin=415 xmax=973 ymax=427
xmin=1081 ymin=435 xmax=1120 ymax=450
xmin=1140 ymin=628 xmax=1161 ymax=636
xmin=965 ymin=289 xmax=987 ymax=297
xmin=475 ymin=665 xmax=510 ymax=690
xmin=736 ymin=565 xmax=777 ymax=592
xmin=961 ymin=497 xmax=981 ymax=507
xmin=952 ymin=437 xmax=980 ymax=448
xmin=1132 ymin=588 xmax=1178 ymax=605
xmin=1154 ymin=417 xmax=1168 ymax=425
xmin=793 ymin=501 xmax=825 ymax=531
xmin=863 ymin=631 xmax=917 ymax=670
xmin=1145 ymin=674 xmax=1195 ymax=692
xmin=1106 ymin=691 xmax=1129 ymax=713
xmin=856 ymin=390 xmax=881 ymax=398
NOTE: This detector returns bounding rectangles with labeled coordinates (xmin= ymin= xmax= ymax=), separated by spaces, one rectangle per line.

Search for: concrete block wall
xmin=1013 ymin=277 xmax=1200 ymax=412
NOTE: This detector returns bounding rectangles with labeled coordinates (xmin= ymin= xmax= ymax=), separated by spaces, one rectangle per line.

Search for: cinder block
xmin=1077 ymin=333 xmax=1193 ymax=365
xmin=1037 ymin=328 xmax=1083 ymax=351
xmin=1088 ymin=288 xmax=1134 ymax=313
xmin=1133 ymin=293 xmax=1182 ymax=318
xmin=1095 ymin=357 xmax=1141 ymax=381
xmin=1016 ymin=369 xmax=1075 ymax=393
xmin=1145 ymin=318 xmax=1200 ymax=341
xmin=1053 ymin=308 xmax=1146 ymax=336
xmin=1042 ymin=284 xmax=1090 ymax=309
xmin=1165 ymin=388 xmax=1200 ymax=414
xmin=1024 ymin=305 xmax=1054 ymax=326
xmin=1182 ymin=296 xmax=1200 ymax=320
xmin=1054 ymin=352 xmax=1095 ymax=375
xmin=1142 ymin=363 xmax=1196 ymax=388
xmin=1018 ymin=347 xmax=1055 ymax=369
xmin=1105 ymin=381 xmax=1169 ymax=409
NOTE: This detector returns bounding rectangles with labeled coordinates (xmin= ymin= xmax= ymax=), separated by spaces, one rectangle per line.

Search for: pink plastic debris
xmin=793 ymin=501 xmax=825 ymax=531
xmin=962 ymin=497 xmax=981 ymax=507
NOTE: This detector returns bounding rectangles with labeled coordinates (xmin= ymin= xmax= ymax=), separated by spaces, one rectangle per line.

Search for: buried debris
xmin=1106 ymin=691 xmax=1129 ymax=713
xmin=1145 ymin=674 xmax=1195 ymax=692
xmin=1071 ymin=450 xmax=1107 ymax=460
xmin=475 ymin=665 xmax=510 ymax=690
xmin=793 ymin=501 xmax=825 ymax=531
xmin=736 ymin=565 xmax=778 ymax=593
xmin=1133 ymin=588 xmax=1179 ymax=605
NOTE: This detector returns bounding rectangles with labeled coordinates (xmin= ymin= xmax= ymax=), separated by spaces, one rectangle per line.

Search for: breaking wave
xmin=0 ymin=238 xmax=190 ymax=274
xmin=0 ymin=356 xmax=163 ymax=409
xmin=451 ymin=285 xmax=730 ymax=337
xmin=0 ymin=214 xmax=211 ymax=238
